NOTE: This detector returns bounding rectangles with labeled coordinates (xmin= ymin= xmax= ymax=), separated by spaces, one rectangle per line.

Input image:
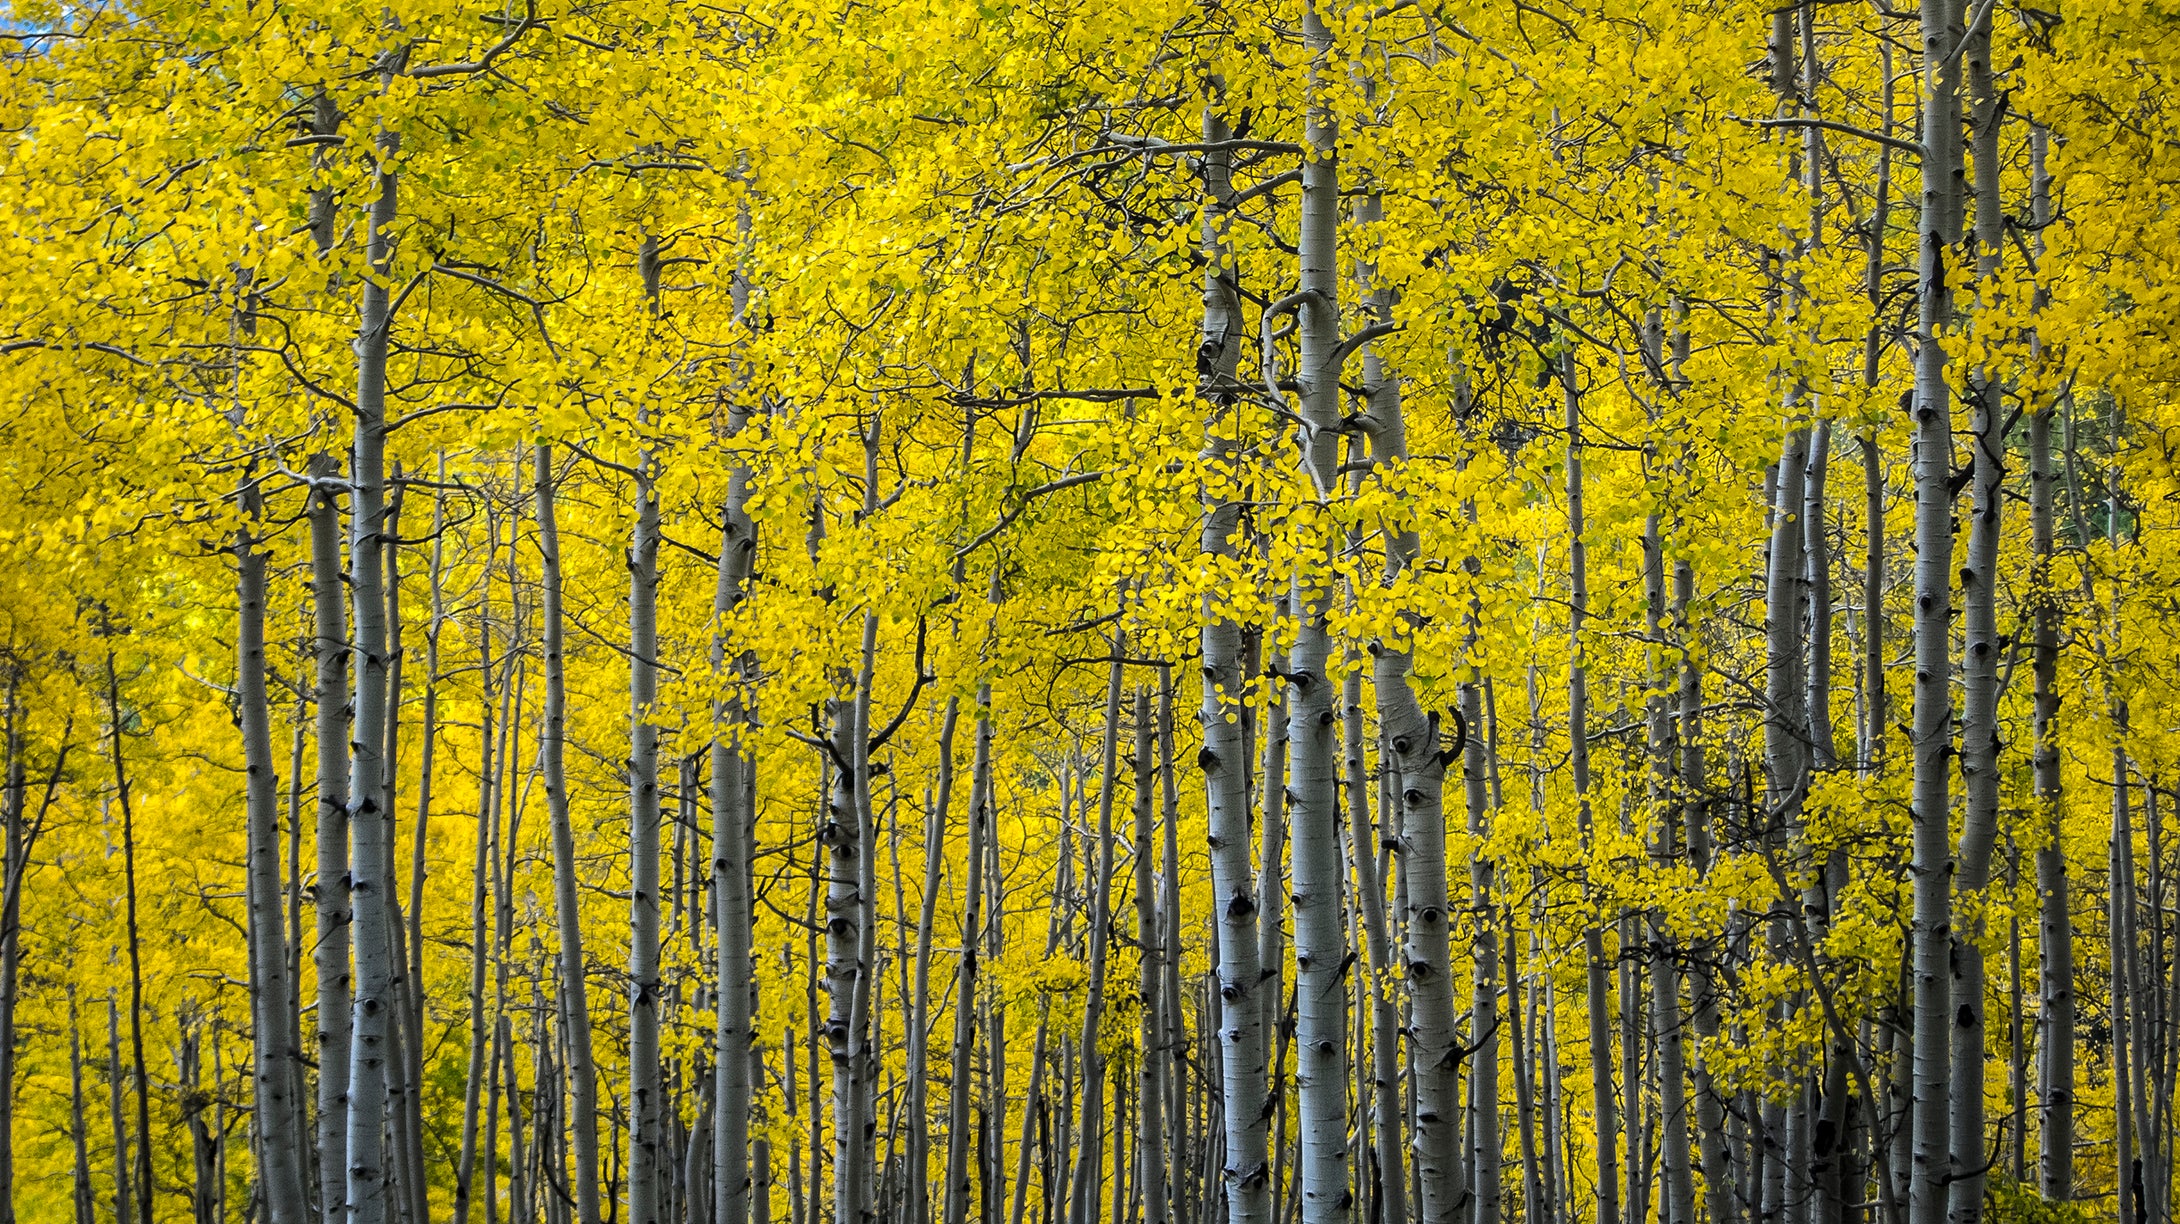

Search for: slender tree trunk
xmin=239 ymin=499 xmax=311 ymax=1224
xmin=910 ymin=707 xmax=958 ymax=1224
xmin=1195 ymin=111 xmax=1272 ymax=1210
xmin=1562 ymin=352 xmax=1620 ymax=1224
xmin=1762 ymin=407 xmax=1809 ymax=1224
xmin=537 ymin=444 xmax=605 ymax=1224
xmin=1136 ymin=687 xmax=1172 ymax=1224
xmin=1908 ymin=0 xmax=1965 ymax=1218
xmin=946 ymin=684 xmax=991 ymax=1224
xmin=1009 ymin=850 xmax=1064 ymax=1224
xmin=1286 ymin=6 xmax=1353 ymax=1218
xmin=308 ymin=456 xmax=353 ymax=1224
xmin=2113 ymin=758 xmax=2137 ymax=1224
xmin=1347 ymin=709 xmax=1406 ymax=1224
xmin=1464 ymin=666 xmax=1500 ymax=1224
xmin=713 ymin=203 xmax=761 ymax=1224
xmin=108 ymin=996 xmax=132 ymax=1224
xmin=289 ymin=685 xmax=311 ymax=1178
xmin=2024 ymin=127 xmax=2073 ymax=1204
xmin=71 ymin=993 xmax=95 ymax=1224
xmin=823 ymin=593 xmax=877 ymax=1224
xmin=0 ymin=669 xmax=21 ymax=1224
xmin=629 ymin=239 xmax=669 ymax=1224
xmin=101 ymin=652 xmax=154 ymax=1224
xmin=1947 ymin=13 xmax=2006 ymax=1218
xmin=1158 ymin=672 xmax=1188 ymax=1224
xmin=1644 ymin=505 xmax=1693 ymax=1224
xmin=456 ymin=580 xmax=501 ymax=1224
xmin=1066 ymin=630 xmax=1124 ymax=1224
xmin=343 ymin=117 xmax=401 ymax=1224
xmin=1260 ymin=670 xmax=1288 ymax=1224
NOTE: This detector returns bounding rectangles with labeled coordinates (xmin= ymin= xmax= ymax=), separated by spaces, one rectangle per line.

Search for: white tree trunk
xmin=1195 ymin=93 xmax=1273 ymax=1224
xmin=237 ymin=507 xmax=311 ymax=1224
xmin=1135 ymin=687 xmax=1171 ymax=1224
xmin=536 ymin=445 xmax=605 ymax=1224
xmin=2025 ymin=127 xmax=2073 ymax=1205
xmin=1908 ymin=0 xmax=1964 ymax=1219
xmin=307 ymin=455 xmax=351 ymax=1224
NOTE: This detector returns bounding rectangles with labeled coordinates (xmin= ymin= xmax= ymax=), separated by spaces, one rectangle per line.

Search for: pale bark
xmin=910 ymin=708 xmax=958 ymax=1224
xmin=1157 ymin=672 xmax=1188 ymax=1224
xmin=945 ymin=684 xmax=990 ymax=1224
xmin=714 ymin=203 xmax=761 ymax=1224
xmin=1564 ymin=352 xmax=1619 ymax=1224
xmin=343 ymin=124 xmax=401 ymax=1224
xmin=455 ymin=572 xmax=500 ymax=1224
xmin=536 ymin=444 xmax=604 ymax=1224
xmin=1346 ymin=705 xmax=1405 ymax=1224
xmin=103 ymin=654 xmax=152 ymax=1224
xmin=307 ymin=456 xmax=352 ymax=1224
xmin=106 ymin=997 xmax=131 ymax=1224
xmin=1066 ymin=630 xmax=1124 ymax=1224
xmin=1008 ymin=769 xmax=1067 ymax=1224
xmin=2025 ymin=127 xmax=2072 ymax=1205
xmin=630 ymin=427 xmax=666 ymax=1224
xmin=1287 ymin=4 xmax=1352 ymax=1216
xmin=0 ymin=671 xmax=17 ymax=1224
xmin=1136 ymin=687 xmax=1172 ymax=1224
xmin=1196 ymin=92 xmax=1269 ymax=1224
xmin=1644 ymin=504 xmax=1692 ymax=1224
xmin=1947 ymin=8 xmax=2006 ymax=1216
xmin=1907 ymin=0 xmax=1964 ymax=1218
xmin=238 ymin=500 xmax=311 ymax=1224
xmin=70 ymin=993 xmax=93 ymax=1224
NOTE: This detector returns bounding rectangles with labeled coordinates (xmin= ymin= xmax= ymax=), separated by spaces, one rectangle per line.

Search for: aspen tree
xmin=0 ymin=671 xmax=25 ymax=1224
xmin=910 ymin=712 xmax=959 ymax=1224
xmin=307 ymin=455 xmax=352 ymax=1224
xmin=237 ymin=492 xmax=310 ymax=1224
xmin=1907 ymin=0 xmax=1967 ymax=1218
xmin=343 ymin=86 xmax=403 ymax=1224
xmin=944 ymin=684 xmax=990 ymax=1224
xmin=69 ymin=992 xmax=93 ymax=1224
xmin=628 ymin=237 xmax=669 ymax=1224
xmin=712 ymin=223 xmax=761 ymax=1224
xmin=1136 ymin=686 xmax=1172 ymax=1224
xmin=455 ymin=520 xmax=501 ymax=1224
xmin=2026 ymin=126 xmax=2074 ymax=1206
xmin=1563 ymin=350 xmax=1619 ymax=1224
xmin=1067 ymin=629 xmax=1124 ymax=1224
xmin=1643 ymin=472 xmax=1692 ymax=1224
xmin=1196 ymin=92 xmax=1273 ymax=1224
xmin=1946 ymin=6 xmax=2008 ymax=1217
xmin=537 ymin=444 xmax=605 ymax=1224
